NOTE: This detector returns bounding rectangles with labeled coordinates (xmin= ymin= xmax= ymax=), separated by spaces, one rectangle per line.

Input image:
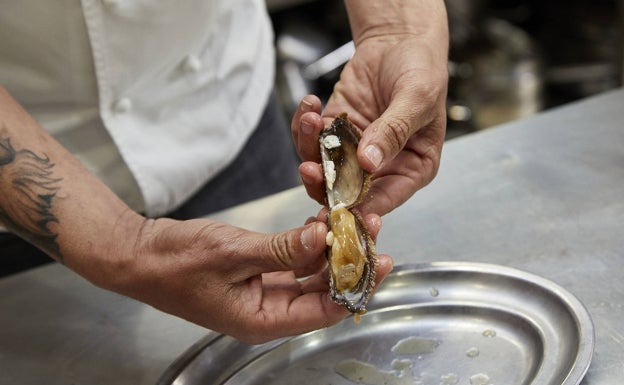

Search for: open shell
xmin=320 ymin=114 xmax=376 ymax=314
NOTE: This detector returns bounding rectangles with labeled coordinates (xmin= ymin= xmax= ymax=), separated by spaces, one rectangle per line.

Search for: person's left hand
xmin=101 ymin=211 xmax=391 ymax=344
xmin=291 ymin=32 xmax=448 ymax=217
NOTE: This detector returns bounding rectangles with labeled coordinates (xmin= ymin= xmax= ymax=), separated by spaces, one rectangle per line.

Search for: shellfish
xmin=320 ymin=113 xmax=376 ymax=315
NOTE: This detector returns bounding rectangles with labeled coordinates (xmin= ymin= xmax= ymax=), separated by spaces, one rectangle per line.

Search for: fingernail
xmin=301 ymin=223 xmax=318 ymax=251
xmin=301 ymin=97 xmax=313 ymax=111
xmin=364 ymin=144 xmax=383 ymax=170
xmin=301 ymin=120 xmax=314 ymax=135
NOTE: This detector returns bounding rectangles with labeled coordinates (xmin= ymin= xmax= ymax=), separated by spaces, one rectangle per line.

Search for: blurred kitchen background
xmin=266 ymin=0 xmax=623 ymax=139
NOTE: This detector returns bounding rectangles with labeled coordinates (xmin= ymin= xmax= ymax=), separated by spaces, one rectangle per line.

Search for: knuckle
xmin=382 ymin=117 xmax=411 ymax=154
xmin=194 ymin=221 xmax=236 ymax=254
xmin=269 ymin=233 xmax=294 ymax=269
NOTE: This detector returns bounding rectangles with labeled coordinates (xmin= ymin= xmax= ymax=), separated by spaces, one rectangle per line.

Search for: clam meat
xmin=320 ymin=113 xmax=376 ymax=314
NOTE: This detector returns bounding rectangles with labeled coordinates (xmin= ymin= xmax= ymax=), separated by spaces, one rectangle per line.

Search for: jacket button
xmin=112 ymin=98 xmax=133 ymax=113
xmin=182 ymin=54 xmax=202 ymax=73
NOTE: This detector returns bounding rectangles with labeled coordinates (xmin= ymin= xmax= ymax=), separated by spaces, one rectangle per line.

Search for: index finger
xmin=290 ymin=95 xmax=324 ymax=162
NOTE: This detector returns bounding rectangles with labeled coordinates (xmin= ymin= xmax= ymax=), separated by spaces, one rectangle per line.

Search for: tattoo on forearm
xmin=0 ymin=136 xmax=63 ymax=259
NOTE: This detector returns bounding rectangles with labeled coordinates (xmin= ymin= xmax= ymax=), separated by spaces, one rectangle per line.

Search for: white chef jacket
xmin=0 ymin=0 xmax=275 ymax=217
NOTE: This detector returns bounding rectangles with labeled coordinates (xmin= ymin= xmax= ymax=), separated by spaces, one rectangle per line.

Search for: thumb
xmin=357 ymin=93 xmax=435 ymax=173
xmin=357 ymin=114 xmax=411 ymax=174
xmin=253 ymin=221 xmax=328 ymax=273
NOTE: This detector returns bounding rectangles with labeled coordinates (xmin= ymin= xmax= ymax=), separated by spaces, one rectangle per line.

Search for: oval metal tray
xmin=157 ymin=262 xmax=594 ymax=385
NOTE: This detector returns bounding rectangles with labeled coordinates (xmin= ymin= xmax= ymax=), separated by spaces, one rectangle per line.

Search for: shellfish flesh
xmin=320 ymin=113 xmax=376 ymax=314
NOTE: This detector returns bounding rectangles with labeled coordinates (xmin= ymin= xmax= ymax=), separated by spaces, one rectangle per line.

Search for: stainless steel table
xmin=1 ymin=89 xmax=623 ymax=384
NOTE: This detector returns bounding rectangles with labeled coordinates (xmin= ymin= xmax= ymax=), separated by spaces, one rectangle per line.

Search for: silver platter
xmin=158 ymin=262 xmax=594 ymax=385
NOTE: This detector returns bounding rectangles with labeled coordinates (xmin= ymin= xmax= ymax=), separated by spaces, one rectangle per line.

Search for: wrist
xmin=67 ymin=208 xmax=148 ymax=292
xmin=344 ymin=0 xmax=448 ymax=46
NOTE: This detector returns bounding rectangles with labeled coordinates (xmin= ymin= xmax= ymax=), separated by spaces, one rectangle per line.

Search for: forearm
xmin=0 ymin=86 xmax=144 ymax=285
xmin=344 ymin=0 xmax=448 ymax=52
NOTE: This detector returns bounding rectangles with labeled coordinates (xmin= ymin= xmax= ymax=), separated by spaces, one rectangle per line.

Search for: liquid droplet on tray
xmin=391 ymin=359 xmax=413 ymax=371
xmin=440 ymin=373 xmax=459 ymax=384
xmin=470 ymin=373 xmax=491 ymax=385
xmin=466 ymin=347 xmax=480 ymax=358
xmin=335 ymin=359 xmax=414 ymax=385
xmin=482 ymin=329 xmax=496 ymax=338
xmin=391 ymin=336 xmax=439 ymax=355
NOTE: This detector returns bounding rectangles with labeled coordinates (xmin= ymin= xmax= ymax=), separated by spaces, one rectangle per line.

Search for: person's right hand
xmin=98 ymin=214 xmax=393 ymax=344
xmin=290 ymin=1 xmax=448 ymax=218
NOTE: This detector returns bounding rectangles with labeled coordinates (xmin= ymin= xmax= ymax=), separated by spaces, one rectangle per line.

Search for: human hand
xmin=291 ymin=5 xmax=448 ymax=217
xmin=0 ymin=85 xmax=394 ymax=345
xmin=105 ymin=215 xmax=392 ymax=344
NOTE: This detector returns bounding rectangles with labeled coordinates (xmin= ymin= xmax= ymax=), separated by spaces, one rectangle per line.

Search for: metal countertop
xmin=1 ymin=89 xmax=623 ymax=384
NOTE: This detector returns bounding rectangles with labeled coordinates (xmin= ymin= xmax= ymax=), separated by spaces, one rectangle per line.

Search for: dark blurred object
xmin=0 ymin=233 xmax=53 ymax=278
xmin=270 ymin=0 xmax=623 ymax=137
xmin=266 ymin=0 xmax=317 ymax=12
xmin=447 ymin=16 xmax=543 ymax=133
xmin=271 ymin=0 xmax=351 ymax=118
xmin=493 ymin=0 xmax=623 ymax=105
xmin=517 ymin=0 xmax=623 ymax=107
xmin=447 ymin=0 xmax=623 ymax=134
